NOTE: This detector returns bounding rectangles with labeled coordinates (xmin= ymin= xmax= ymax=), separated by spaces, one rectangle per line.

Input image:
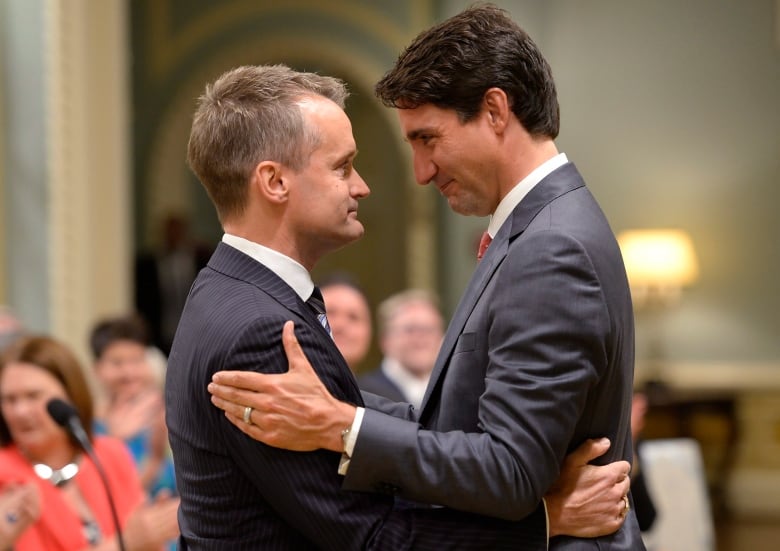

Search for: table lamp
xmin=617 ymin=229 xmax=699 ymax=310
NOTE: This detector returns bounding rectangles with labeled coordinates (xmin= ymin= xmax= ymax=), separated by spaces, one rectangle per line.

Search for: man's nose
xmin=352 ymin=170 xmax=370 ymax=198
xmin=413 ymin=152 xmax=436 ymax=186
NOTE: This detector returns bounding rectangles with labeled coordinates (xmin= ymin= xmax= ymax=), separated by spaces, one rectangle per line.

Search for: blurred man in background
xmin=359 ymin=289 xmax=442 ymax=408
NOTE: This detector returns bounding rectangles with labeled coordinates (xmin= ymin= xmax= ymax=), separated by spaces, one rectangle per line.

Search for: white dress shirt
xmin=486 ymin=152 xmax=568 ymax=239
xmin=222 ymin=233 xmax=314 ymax=301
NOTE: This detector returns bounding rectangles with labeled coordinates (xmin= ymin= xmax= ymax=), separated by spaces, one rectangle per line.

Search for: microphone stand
xmin=47 ymin=399 xmax=127 ymax=551
xmin=84 ymin=446 xmax=127 ymax=551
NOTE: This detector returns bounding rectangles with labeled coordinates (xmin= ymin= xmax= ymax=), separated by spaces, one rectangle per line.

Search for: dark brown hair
xmin=375 ymin=3 xmax=559 ymax=138
xmin=89 ymin=313 xmax=150 ymax=360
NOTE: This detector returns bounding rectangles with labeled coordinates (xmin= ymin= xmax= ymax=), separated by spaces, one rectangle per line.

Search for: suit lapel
xmin=419 ymin=163 xmax=587 ymax=417
xmin=418 ymin=222 xmax=509 ymax=416
xmin=503 ymin=162 xmax=586 ymax=241
xmin=206 ymin=243 xmax=361 ymax=398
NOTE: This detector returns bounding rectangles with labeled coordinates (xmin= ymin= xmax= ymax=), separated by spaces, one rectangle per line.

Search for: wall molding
xmin=636 ymin=361 xmax=780 ymax=392
xmin=727 ymin=468 xmax=780 ymax=518
xmin=46 ymin=0 xmax=131 ymax=361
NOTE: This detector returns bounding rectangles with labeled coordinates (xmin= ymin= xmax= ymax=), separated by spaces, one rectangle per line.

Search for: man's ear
xmin=483 ymin=87 xmax=510 ymax=134
xmin=251 ymin=161 xmax=289 ymax=204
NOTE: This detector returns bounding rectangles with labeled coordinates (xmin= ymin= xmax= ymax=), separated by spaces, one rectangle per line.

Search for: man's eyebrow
xmin=333 ymin=148 xmax=358 ymax=165
xmin=406 ymin=128 xmax=435 ymax=141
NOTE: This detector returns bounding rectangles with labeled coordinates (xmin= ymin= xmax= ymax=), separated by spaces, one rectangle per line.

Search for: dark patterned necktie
xmin=477 ymin=231 xmax=493 ymax=261
xmin=307 ymin=286 xmax=332 ymax=336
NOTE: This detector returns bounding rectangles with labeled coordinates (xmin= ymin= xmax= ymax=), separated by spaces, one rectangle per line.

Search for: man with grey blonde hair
xmin=359 ymin=290 xmax=443 ymax=408
xmin=375 ymin=290 xmax=440 ymax=336
xmin=186 ymin=64 xmax=349 ymax=222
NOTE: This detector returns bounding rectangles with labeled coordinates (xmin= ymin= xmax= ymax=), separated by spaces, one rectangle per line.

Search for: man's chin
xmin=330 ymin=226 xmax=365 ymax=251
xmin=448 ymin=197 xmax=486 ymax=217
xmin=448 ymin=198 xmax=470 ymax=216
xmin=349 ymin=222 xmax=366 ymax=239
xmin=347 ymin=229 xmax=365 ymax=245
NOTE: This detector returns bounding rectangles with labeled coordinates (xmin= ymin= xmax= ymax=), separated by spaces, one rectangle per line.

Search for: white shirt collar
xmin=221 ymin=233 xmax=314 ymax=301
xmin=487 ymin=152 xmax=569 ymax=238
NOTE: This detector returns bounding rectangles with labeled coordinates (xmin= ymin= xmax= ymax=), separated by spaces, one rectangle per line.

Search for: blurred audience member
xmin=135 ymin=213 xmax=211 ymax=355
xmin=319 ymin=274 xmax=373 ymax=372
xmin=0 ymin=482 xmax=40 ymax=549
xmin=89 ymin=315 xmax=176 ymax=498
xmin=631 ymin=391 xmax=658 ymax=532
xmin=0 ymin=335 xmax=180 ymax=550
xmin=358 ymin=289 xmax=444 ymax=408
xmin=0 ymin=306 xmax=24 ymax=353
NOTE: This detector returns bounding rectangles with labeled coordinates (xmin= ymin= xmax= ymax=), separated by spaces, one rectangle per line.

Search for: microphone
xmin=46 ymin=398 xmax=127 ymax=551
xmin=47 ymin=398 xmax=95 ymax=455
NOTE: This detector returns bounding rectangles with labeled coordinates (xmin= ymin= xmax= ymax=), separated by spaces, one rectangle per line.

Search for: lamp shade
xmin=617 ymin=229 xmax=699 ymax=289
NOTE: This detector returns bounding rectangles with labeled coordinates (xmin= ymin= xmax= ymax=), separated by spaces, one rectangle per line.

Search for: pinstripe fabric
xmin=166 ymin=243 xmax=547 ymax=550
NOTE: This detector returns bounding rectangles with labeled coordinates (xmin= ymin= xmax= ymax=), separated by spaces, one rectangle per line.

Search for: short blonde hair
xmin=377 ymin=289 xmax=441 ymax=337
xmin=187 ymin=64 xmax=349 ymax=223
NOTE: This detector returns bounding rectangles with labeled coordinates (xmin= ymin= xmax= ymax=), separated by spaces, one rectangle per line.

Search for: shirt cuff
xmin=337 ymin=407 xmax=364 ymax=475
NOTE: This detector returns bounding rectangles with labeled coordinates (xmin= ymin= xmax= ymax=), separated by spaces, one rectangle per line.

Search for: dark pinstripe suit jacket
xmin=165 ymin=243 xmax=547 ymax=550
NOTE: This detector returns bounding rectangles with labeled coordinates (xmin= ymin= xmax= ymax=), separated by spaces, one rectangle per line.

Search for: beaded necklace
xmin=33 ymin=461 xmax=79 ymax=486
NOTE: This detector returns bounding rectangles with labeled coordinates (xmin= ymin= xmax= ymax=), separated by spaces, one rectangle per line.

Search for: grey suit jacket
xmin=346 ymin=163 xmax=644 ymax=549
xmin=166 ymin=243 xmax=547 ymax=550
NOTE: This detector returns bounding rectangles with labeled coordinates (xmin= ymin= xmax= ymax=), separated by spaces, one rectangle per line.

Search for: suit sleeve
xmin=344 ymin=230 xmax=609 ymax=522
xmin=361 ymin=390 xmax=417 ymax=420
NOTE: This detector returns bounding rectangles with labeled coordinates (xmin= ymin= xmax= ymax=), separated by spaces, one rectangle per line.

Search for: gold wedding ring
xmin=243 ymin=405 xmax=253 ymax=425
xmin=620 ymin=495 xmax=630 ymax=517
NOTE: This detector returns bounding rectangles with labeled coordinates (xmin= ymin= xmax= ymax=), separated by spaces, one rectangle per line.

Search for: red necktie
xmin=477 ymin=231 xmax=492 ymax=261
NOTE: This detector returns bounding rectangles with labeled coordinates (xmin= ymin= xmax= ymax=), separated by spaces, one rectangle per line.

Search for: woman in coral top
xmin=0 ymin=335 xmax=179 ymax=551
